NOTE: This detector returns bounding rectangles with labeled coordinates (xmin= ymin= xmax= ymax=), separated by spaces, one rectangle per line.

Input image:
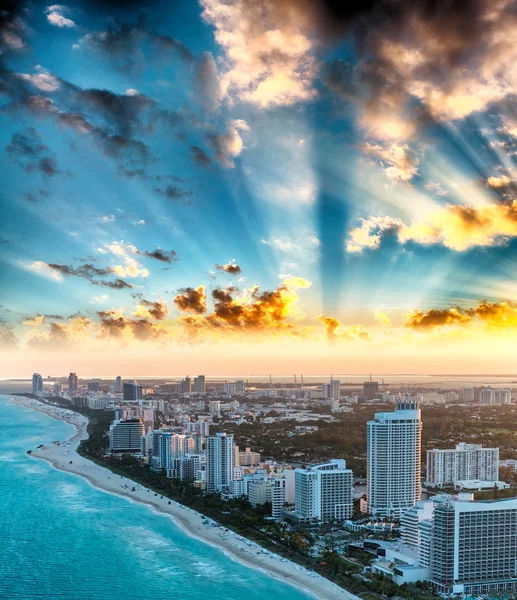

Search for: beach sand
xmin=7 ymin=395 xmax=359 ymax=600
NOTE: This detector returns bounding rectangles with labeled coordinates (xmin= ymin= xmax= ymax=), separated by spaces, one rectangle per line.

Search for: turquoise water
xmin=0 ymin=397 xmax=312 ymax=600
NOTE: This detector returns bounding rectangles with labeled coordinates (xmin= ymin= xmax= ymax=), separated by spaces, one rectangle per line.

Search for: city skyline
xmin=3 ymin=0 xmax=517 ymax=375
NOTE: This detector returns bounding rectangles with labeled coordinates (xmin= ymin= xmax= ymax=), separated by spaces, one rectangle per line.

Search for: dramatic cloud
xmin=77 ymin=16 xmax=193 ymax=75
xmin=139 ymin=248 xmax=178 ymax=263
xmin=174 ymin=286 xmax=207 ymax=314
xmin=406 ymin=307 xmax=473 ymax=330
xmin=174 ymin=276 xmax=311 ymax=335
xmin=104 ymin=241 xmax=149 ymax=278
xmin=44 ymin=262 xmax=134 ymax=289
xmin=191 ymin=145 xmax=211 ymax=167
xmin=487 ymin=175 xmax=513 ymax=189
xmin=347 ymin=202 xmax=517 ymax=252
xmin=135 ymin=299 xmax=168 ymax=320
xmin=0 ymin=2 xmax=28 ymax=54
xmin=318 ymin=315 xmax=370 ymax=342
xmin=207 ymin=119 xmax=249 ymax=167
xmin=23 ymin=315 xmax=46 ymax=327
xmin=407 ymin=301 xmax=517 ymax=332
xmin=23 ymin=260 xmax=64 ymax=281
xmin=154 ymin=185 xmax=193 ymax=203
xmin=23 ymin=94 xmax=154 ymax=164
xmin=200 ymin=0 xmax=318 ymax=108
xmin=194 ymin=51 xmax=221 ymax=111
xmin=6 ymin=128 xmax=59 ymax=177
xmin=45 ymin=5 xmax=76 ymax=28
xmin=215 ymin=260 xmax=241 ymax=275
xmin=25 ymin=314 xmax=92 ymax=350
xmin=18 ymin=71 xmax=61 ymax=92
xmin=206 ymin=276 xmax=310 ymax=330
xmin=361 ymin=142 xmax=419 ymax=183
xmin=97 ymin=310 xmax=128 ymax=339
xmin=346 ymin=216 xmax=401 ymax=253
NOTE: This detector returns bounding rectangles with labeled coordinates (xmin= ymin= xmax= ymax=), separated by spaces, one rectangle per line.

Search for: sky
xmin=2 ymin=0 xmax=517 ymax=377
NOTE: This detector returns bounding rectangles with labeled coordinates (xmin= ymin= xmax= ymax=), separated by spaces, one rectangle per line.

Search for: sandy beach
xmin=7 ymin=395 xmax=359 ymax=600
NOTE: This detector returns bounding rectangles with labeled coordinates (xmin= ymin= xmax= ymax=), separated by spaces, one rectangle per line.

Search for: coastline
xmin=5 ymin=395 xmax=359 ymax=600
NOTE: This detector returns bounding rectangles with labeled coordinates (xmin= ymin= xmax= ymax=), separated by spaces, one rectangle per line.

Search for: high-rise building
xmin=123 ymin=382 xmax=143 ymax=401
xmin=461 ymin=387 xmax=475 ymax=402
xmin=322 ymin=379 xmax=341 ymax=400
xmin=444 ymin=391 xmax=459 ymax=402
xmin=87 ymin=382 xmax=100 ymax=392
xmin=32 ymin=373 xmax=43 ymax=394
xmin=473 ymin=386 xmax=487 ymax=402
xmin=367 ymin=399 xmax=422 ymax=517
xmin=426 ymin=443 xmax=499 ymax=487
xmin=294 ymin=459 xmax=354 ymax=523
xmin=193 ymin=375 xmax=206 ymax=394
xmin=479 ymin=388 xmax=512 ymax=404
xmin=206 ymin=432 xmax=234 ymax=494
xmin=363 ymin=380 xmax=379 ymax=400
xmin=170 ymin=454 xmax=204 ymax=481
xmin=222 ymin=380 xmax=246 ymax=395
xmin=53 ymin=382 xmax=62 ymax=395
xmin=114 ymin=376 xmax=122 ymax=393
xmin=154 ymin=432 xmax=195 ymax=471
xmin=430 ymin=497 xmax=517 ymax=596
xmin=68 ymin=372 xmax=78 ymax=393
xmin=178 ymin=376 xmax=191 ymax=394
xmin=209 ymin=400 xmax=221 ymax=417
xmin=109 ymin=418 xmax=145 ymax=452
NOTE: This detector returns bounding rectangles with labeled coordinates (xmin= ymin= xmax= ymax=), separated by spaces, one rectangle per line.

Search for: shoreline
xmin=5 ymin=395 xmax=359 ymax=600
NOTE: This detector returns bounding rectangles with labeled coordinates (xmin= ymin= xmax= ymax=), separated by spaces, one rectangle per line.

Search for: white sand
xmin=7 ymin=395 xmax=360 ymax=600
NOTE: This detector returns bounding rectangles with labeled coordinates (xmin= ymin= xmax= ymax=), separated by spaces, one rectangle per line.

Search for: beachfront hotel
xmin=293 ymin=459 xmax=354 ymax=523
xmin=109 ymin=418 xmax=145 ymax=453
xmin=372 ymin=494 xmax=517 ymax=596
xmin=430 ymin=497 xmax=517 ymax=596
xmin=367 ymin=399 xmax=422 ymax=517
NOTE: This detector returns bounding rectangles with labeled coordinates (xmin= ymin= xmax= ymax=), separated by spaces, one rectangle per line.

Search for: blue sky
xmin=2 ymin=0 xmax=517 ymax=375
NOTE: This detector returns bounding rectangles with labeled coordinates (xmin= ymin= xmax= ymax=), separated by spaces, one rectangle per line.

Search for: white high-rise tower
xmin=206 ymin=432 xmax=234 ymax=494
xmin=367 ymin=399 xmax=422 ymax=517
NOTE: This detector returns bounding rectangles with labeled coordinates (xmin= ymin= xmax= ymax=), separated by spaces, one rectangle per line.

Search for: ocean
xmin=0 ymin=396 xmax=312 ymax=600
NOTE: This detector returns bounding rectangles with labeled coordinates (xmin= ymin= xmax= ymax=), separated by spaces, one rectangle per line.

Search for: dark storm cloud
xmin=76 ymin=88 xmax=155 ymax=137
xmin=47 ymin=263 xmax=133 ymax=289
xmin=6 ymin=128 xmax=59 ymax=178
xmin=22 ymin=93 xmax=155 ymax=164
xmin=138 ymin=248 xmax=178 ymax=263
xmin=154 ymin=185 xmax=193 ymax=203
xmin=79 ymin=15 xmax=193 ymax=75
xmin=191 ymin=145 xmax=211 ymax=167
xmin=0 ymin=1 xmax=29 ymax=54
xmin=98 ymin=278 xmax=133 ymax=289
xmin=194 ymin=52 xmax=220 ymax=112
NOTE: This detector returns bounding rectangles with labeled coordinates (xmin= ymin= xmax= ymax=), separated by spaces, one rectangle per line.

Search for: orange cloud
xmin=215 ymin=260 xmax=242 ymax=275
xmin=174 ymin=286 xmax=207 ymax=314
xmin=348 ymin=202 xmax=517 ymax=252
xmin=318 ymin=315 xmax=370 ymax=342
xmin=406 ymin=301 xmax=517 ymax=331
xmin=406 ymin=308 xmax=472 ymax=330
